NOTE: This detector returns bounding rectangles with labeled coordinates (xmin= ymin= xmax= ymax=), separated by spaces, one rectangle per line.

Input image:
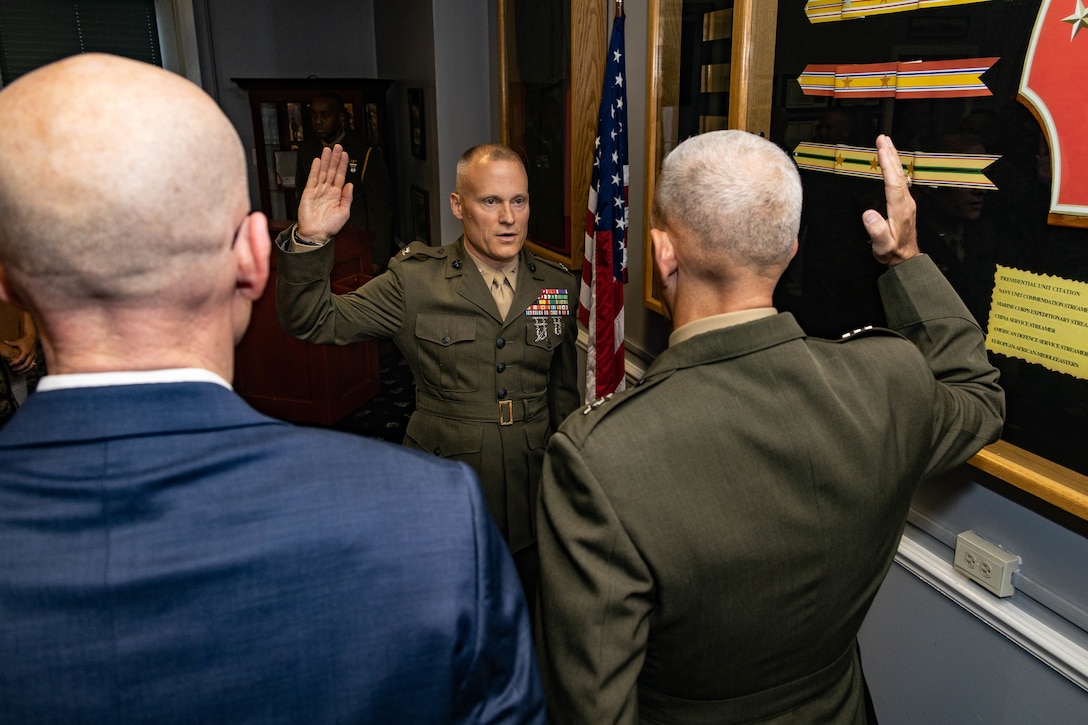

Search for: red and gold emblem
xmin=1019 ymin=0 xmax=1088 ymax=225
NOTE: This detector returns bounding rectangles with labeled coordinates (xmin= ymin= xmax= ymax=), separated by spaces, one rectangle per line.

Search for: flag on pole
xmin=579 ymin=5 xmax=628 ymax=404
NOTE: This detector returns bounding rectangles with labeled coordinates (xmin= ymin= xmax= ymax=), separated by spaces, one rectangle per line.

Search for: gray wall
xmin=373 ymin=0 xmax=437 ymax=248
xmin=374 ymin=0 xmax=493 ymax=248
xmin=859 ymin=468 xmax=1088 ymax=721
xmin=861 ymin=554 xmax=1088 ymax=723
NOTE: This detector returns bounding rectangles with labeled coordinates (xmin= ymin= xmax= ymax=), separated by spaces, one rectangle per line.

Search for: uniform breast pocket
xmin=520 ymin=314 xmax=565 ymax=394
xmin=414 ymin=314 xmax=479 ymax=392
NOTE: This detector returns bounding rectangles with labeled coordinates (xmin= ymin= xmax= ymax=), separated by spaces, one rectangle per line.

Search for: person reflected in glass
xmin=295 ymin=92 xmax=393 ymax=272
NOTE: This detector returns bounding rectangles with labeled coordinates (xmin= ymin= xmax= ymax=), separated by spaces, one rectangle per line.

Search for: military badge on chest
xmin=526 ymin=288 xmax=569 ymax=341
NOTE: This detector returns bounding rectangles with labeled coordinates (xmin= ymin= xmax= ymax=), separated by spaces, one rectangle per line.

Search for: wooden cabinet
xmin=231 ymin=79 xmax=391 ymax=425
xmin=233 ymin=222 xmax=380 ymax=426
xmin=232 ymin=78 xmax=392 ymax=222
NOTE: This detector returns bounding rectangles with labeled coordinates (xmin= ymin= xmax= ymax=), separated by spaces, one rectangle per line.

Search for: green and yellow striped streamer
xmin=792 ymin=143 xmax=999 ymax=190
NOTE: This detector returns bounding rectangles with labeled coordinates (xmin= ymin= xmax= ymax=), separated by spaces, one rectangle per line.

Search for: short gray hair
xmin=652 ymin=130 xmax=801 ymax=271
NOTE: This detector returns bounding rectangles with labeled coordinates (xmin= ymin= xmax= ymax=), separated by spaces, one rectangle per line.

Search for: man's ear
xmin=233 ymin=212 xmax=271 ymax=301
xmin=789 ymin=237 xmax=799 ymax=262
xmin=0 ymin=263 xmax=26 ymax=310
xmin=449 ymin=192 xmax=464 ymax=221
xmin=650 ymin=227 xmax=677 ymax=288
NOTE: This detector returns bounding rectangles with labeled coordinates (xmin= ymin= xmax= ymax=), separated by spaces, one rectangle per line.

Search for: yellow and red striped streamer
xmin=798 ymin=58 xmax=997 ymax=99
xmin=805 ymin=0 xmax=990 ymax=24
xmin=792 ymin=143 xmax=999 ymax=190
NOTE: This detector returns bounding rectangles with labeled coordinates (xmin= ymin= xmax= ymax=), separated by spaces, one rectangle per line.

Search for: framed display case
xmin=765 ymin=1 xmax=1087 ymax=516
xmin=232 ymin=222 xmax=380 ymax=426
xmin=638 ymin=1 xmax=1088 ymax=518
xmin=231 ymin=79 xmax=390 ymax=426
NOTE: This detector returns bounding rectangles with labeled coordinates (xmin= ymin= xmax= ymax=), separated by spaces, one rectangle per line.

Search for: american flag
xmin=579 ymin=7 xmax=628 ymax=403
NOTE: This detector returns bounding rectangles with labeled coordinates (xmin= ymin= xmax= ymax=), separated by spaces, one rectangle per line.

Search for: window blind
xmin=0 ymin=0 xmax=161 ymax=87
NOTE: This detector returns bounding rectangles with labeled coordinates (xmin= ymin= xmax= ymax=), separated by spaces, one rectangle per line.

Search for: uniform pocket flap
xmin=522 ymin=314 xmax=566 ymax=351
xmin=415 ymin=314 xmax=477 ymax=346
xmin=405 ymin=414 xmax=483 ymax=456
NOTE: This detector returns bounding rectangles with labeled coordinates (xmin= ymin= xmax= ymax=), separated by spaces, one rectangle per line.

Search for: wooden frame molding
xmin=497 ymin=0 xmax=608 ymax=270
xmin=642 ymin=0 xmax=778 ymax=313
xmin=971 ymin=441 xmax=1088 ymax=521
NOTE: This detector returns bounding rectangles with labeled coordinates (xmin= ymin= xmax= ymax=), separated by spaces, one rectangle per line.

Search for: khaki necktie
xmin=491 ymin=273 xmax=514 ymax=319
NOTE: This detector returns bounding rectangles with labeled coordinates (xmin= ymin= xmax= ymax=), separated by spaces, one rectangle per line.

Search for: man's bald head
xmin=0 ymin=54 xmax=249 ymax=313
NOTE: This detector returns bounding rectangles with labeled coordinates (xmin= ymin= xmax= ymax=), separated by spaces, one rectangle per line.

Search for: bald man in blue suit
xmin=0 ymin=54 xmax=543 ymax=724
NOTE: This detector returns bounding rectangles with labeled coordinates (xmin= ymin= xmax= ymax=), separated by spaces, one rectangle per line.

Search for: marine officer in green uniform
xmin=275 ymin=142 xmax=580 ymax=598
xmin=535 ymin=133 xmax=1005 ymax=723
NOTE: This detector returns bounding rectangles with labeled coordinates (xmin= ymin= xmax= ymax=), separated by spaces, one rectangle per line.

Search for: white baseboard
xmin=895 ymin=526 xmax=1088 ymax=693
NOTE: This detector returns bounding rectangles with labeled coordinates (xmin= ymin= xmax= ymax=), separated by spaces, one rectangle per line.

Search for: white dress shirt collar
xmin=36 ymin=368 xmax=232 ymax=392
xmin=668 ymin=308 xmax=778 ymax=347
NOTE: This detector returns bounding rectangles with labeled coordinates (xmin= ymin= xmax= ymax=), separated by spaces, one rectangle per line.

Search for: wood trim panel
xmin=498 ymin=0 xmax=609 ymax=270
xmin=971 ymin=441 xmax=1088 ymax=521
xmin=642 ymin=1 xmax=778 ymax=314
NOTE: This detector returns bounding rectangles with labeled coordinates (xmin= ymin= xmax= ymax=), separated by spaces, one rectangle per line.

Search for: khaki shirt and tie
xmin=469 ymin=251 xmax=518 ymax=320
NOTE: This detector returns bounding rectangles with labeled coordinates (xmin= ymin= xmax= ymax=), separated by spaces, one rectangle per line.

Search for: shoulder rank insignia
xmin=837 ymin=324 xmax=900 ymax=342
xmin=840 ymin=325 xmax=875 ymax=339
xmin=582 ymin=393 xmax=615 ymax=415
xmin=396 ymin=242 xmax=446 ymax=262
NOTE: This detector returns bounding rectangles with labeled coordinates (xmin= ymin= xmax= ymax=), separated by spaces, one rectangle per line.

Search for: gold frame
xmin=642 ymin=0 xmax=778 ymax=313
xmin=497 ymin=0 xmax=609 ymax=270
xmin=971 ymin=442 xmax=1088 ymax=521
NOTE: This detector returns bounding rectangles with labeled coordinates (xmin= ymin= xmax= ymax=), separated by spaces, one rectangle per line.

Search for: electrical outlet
xmin=954 ymin=530 xmax=1020 ymax=598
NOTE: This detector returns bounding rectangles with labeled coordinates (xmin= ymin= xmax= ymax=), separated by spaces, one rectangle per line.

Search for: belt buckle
xmin=499 ymin=399 xmax=514 ymax=426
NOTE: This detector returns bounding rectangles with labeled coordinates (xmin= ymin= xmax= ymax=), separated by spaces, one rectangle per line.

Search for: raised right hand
xmin=296 ymin=144 xmax=354 ymax=242
xmin=862 ymin=134 xmax=919 ymax=267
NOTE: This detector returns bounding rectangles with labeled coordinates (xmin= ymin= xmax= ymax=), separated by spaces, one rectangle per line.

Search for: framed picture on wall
xmin=408 ymin=88 xmax=426 ymax=159
xmin=411 ymin=185 xmax=430 ymax=243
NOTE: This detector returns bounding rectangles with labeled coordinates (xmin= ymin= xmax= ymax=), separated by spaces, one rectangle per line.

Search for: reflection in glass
xmin=501 ymin=0 xmax=571 ymax=255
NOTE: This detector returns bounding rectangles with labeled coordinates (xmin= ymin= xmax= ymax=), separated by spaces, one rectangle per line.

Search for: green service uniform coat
xmin=276 ymin=234 xmax=580 ymax=553
xmin=536 ymin=255 xmax=1005 ymax=724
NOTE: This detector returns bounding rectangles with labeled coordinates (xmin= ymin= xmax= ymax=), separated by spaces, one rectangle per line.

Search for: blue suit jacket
xmin=0 ymin=382 xmax=544 ymax=724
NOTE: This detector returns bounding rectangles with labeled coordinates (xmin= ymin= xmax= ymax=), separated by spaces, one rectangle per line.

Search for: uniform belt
xmin=414 ymin=391 xmax=547 ymax=426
